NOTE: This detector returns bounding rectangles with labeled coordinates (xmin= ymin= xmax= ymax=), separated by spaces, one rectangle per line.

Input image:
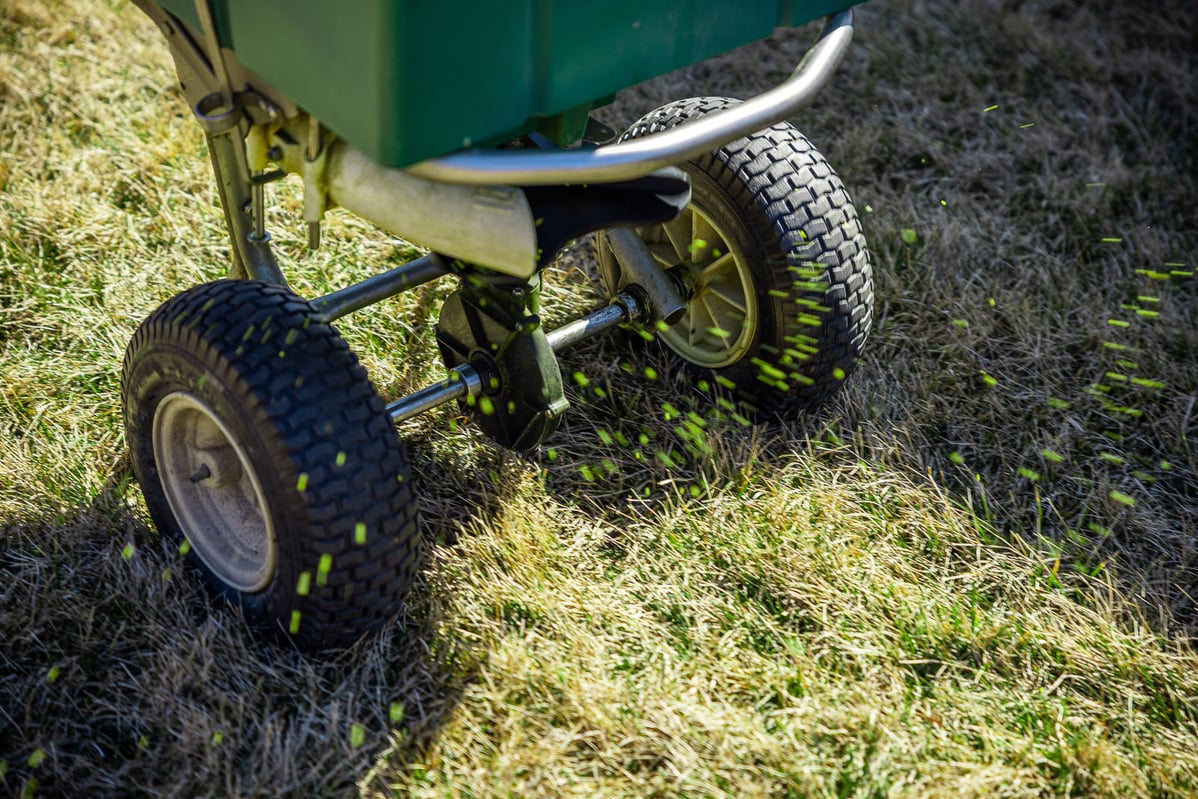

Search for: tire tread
xmin=122 ymin=280 xmax=419 ymax=649
xmin=619 ymin=97 xmax=874 ymax=413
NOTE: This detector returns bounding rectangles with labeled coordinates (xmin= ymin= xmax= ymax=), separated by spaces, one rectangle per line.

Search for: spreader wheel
xmin=598 ymin=97 xmax=873 ymax=415
xmin=122 ymin=280 xmax=419 ymax=650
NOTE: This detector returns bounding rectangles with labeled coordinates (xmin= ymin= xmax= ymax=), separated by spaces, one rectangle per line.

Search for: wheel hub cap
xmin=152 ymin=392 xmax=277 ymax=592
xmin=639 ymin=202 xmax=758 ymax=368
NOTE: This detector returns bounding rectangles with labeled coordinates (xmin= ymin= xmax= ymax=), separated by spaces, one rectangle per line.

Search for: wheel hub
xmin=636 ymin=201 xmax=758 ymax=369
xmin=152 ymin=392 xmax=277 ymax=593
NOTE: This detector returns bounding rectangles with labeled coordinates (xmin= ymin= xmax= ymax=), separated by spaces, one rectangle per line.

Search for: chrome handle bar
xmin=405 ymin=10 xmax=854 ymax=187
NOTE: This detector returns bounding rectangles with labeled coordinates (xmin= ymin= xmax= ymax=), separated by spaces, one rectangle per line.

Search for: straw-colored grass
xmin=2 ymin=0 xmax=1196 ymax=796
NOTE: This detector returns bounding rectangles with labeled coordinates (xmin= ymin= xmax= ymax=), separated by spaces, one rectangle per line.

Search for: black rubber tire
xmin=598 ymin=97 xmax=873 ymax=415
xmin=122 ymin=280 xmax=419 ymax=650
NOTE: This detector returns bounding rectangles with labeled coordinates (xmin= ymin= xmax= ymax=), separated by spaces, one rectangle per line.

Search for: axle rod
xmin=386 ymin=363 xmax=483 ymax=424
xmin=384 ymin=290 xmax=645 ymax=423
xmin=545 ymin=291 xmax=644 ymax=352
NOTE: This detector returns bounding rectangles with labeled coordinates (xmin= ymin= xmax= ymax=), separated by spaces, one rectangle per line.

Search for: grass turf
xmin=1 ymin=0 xmax=1196 ymax=795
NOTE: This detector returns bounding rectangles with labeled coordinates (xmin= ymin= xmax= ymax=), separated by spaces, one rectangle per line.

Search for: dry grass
xmin=2 ymin=0 xmax=1197 ymax=796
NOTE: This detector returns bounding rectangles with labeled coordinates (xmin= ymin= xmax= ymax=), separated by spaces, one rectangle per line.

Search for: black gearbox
xmin=435 ymin=275 xmax=568 ymax=452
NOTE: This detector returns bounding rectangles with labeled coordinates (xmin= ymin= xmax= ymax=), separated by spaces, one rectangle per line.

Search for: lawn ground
xmin=1 ymin=0 xmax=1196 ymax=796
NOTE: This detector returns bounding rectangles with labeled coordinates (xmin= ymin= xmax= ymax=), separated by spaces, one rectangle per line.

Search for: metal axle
xmin=387 ymin=363 xmax=483 ymax=424
xmin=384 ymin=290 xmax=645 ymax=424
xmin=545 ymin=291 xmax=644 ymax=352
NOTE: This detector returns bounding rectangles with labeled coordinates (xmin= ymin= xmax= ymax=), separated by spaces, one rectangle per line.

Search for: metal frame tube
xmin=312 ymin=254 xmax=451 ymax=322
xmin=603 ymin=228 xmax=686 ymax=324
xmin=405 ymin=11 xmax=854 ymax=186
xmin=205 ymin=130 xmax=287 ymax=285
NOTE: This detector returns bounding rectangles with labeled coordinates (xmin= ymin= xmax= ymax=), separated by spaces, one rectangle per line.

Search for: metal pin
xmin=251 ymin=181 xmax=266 ymax=240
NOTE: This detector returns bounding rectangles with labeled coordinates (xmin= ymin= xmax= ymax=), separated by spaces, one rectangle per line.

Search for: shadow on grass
xmin=0 ymin=452 xmax=481 ymax=797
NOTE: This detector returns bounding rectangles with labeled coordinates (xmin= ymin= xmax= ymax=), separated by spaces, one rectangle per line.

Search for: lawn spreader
xmin=125 ymin=0 xmax=874 ymax=649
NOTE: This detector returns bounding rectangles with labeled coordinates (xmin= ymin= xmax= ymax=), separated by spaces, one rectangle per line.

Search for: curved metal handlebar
xmin=404 ymin=10 xmax=854 ymax=186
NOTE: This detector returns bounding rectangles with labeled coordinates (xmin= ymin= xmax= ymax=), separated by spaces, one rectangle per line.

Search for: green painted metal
xmin=158 ymin=1 xmax=858 ymax=169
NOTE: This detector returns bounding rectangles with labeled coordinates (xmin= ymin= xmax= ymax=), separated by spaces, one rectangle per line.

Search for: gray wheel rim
xmin=152 ymin=392 xmax=277 ymax=593
xmin=640 ymin=201 xmax=758 ymax=368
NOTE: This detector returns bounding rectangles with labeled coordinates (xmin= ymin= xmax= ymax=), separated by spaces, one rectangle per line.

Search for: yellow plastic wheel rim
xmin=638 ymin=201 xmax=758 ymax=369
